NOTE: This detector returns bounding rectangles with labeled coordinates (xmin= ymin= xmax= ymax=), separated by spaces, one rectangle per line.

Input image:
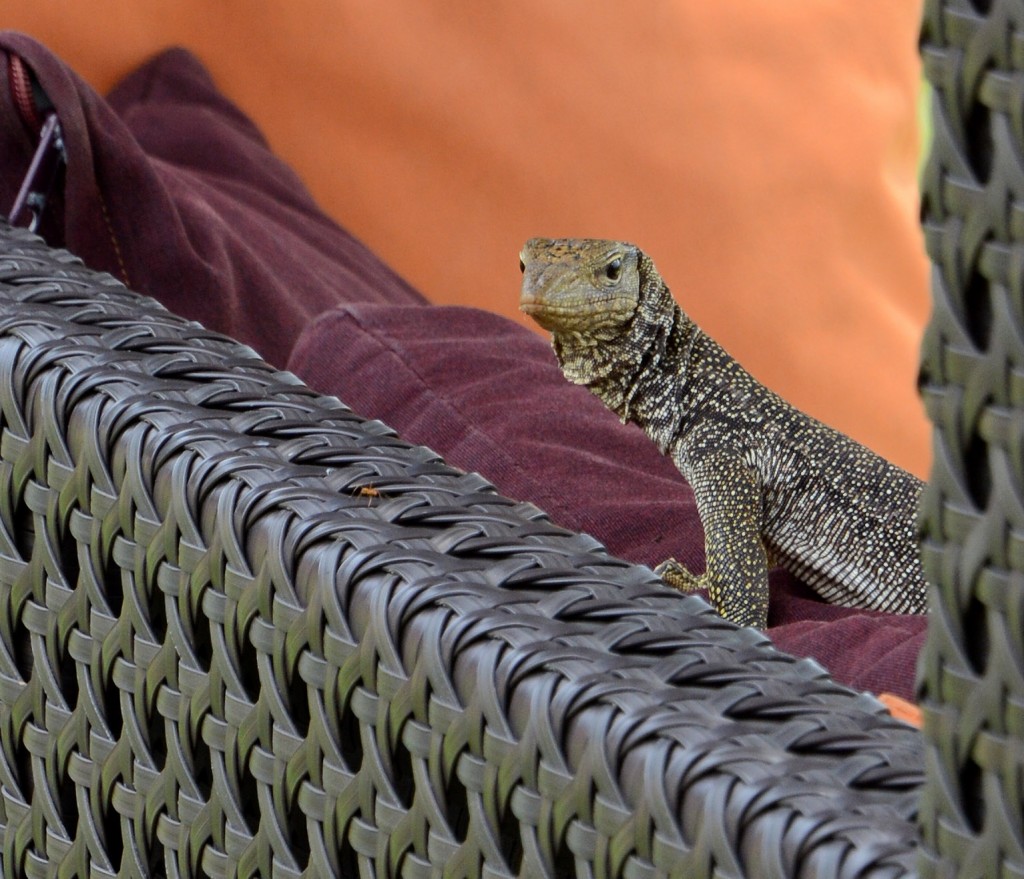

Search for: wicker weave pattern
xmin=918 ymin=1 xmax=1024 ymax=876
xmin=0 ymin=222 xmax=922 ymax=877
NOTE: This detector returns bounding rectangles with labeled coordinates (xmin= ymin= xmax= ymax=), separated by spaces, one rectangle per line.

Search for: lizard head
xmin=519 ymin=238 xmax=642 ymax=339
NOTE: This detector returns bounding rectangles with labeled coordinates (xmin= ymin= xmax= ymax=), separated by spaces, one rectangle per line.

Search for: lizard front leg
xmin=658 ymin=453 xmax=770 ymax=629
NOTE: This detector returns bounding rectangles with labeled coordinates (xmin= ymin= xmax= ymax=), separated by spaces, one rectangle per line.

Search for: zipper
xmin=6 ymin=53 xmax=66 ymax=232
xmin=8 ymin=53 xmax=43 ymax=135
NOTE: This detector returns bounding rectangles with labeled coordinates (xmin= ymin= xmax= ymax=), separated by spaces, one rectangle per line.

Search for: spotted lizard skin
xmin=519 ymin=238 xmax=927 ymax=628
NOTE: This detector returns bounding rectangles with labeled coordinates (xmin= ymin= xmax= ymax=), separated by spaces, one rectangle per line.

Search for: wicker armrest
xmin=0 ymin=222 xmax=921 ymax=877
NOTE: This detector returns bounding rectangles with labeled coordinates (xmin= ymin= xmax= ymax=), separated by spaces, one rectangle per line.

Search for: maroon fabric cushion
xmin=287 ymin=304 xmax=927 ymax=699
xmin=0 ymin=35 xmax=424 ymax=368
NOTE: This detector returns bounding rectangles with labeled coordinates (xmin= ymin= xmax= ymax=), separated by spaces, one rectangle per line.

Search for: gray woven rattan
xmin=0 ymin=221 xmax=924 ymax=877
xmin=918 ymin=1 xmax=1024 ymax=876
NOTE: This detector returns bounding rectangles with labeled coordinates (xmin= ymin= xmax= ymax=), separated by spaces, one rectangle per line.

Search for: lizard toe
xmin=655 ymin=559 xmax=706 ymax=593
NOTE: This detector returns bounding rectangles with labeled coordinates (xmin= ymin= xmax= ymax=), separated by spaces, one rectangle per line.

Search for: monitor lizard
xmin=519 ymin=237 xmax=927 ymax=628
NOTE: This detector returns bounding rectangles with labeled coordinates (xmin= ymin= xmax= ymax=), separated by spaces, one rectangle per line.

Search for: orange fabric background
xmin=4 ymin=2 xmax=931 ymax=475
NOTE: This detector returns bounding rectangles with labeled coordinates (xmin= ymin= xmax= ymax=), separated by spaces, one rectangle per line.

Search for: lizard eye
xmin=605 ymin=258 xmax=622 ymax=281
xmin=519 ymin=258 xmax=526 ymax=274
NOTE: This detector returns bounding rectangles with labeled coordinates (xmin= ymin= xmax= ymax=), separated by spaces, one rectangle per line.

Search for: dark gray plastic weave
xmin=918 ymin=1 xmax=1024 ymax=877
xmin=0 ymin=222 xmax=921 ymax=877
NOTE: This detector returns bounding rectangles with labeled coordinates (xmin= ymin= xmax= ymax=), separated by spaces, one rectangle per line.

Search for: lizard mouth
xmin=519 ymin=298 xmax=560 ymax=331
xmin=520 ymin=295 xmax=635 ymax=333
xmin=518 ymin=297 xmax=551 ymax=317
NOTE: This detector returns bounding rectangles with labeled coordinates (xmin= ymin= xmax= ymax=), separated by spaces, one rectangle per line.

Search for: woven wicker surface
xmin=918 ymin=1 xmax=1024 ymax=877
xmin=0 ymin=221 xmax=922 ymax=877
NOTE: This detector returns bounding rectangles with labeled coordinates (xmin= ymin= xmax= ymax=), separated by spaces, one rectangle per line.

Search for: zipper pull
xmin=8 ymin=112 xmax=66 ymax=233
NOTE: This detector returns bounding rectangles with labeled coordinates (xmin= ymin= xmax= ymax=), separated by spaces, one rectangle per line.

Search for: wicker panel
xmin=0 ymin=221 xmax=921 ymax=878
xmin=918 ymin=1 xmax=1024 ymax=877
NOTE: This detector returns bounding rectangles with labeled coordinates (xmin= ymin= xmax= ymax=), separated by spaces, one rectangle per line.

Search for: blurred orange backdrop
xmin=3 ymin=1 xmax=930 ymax=475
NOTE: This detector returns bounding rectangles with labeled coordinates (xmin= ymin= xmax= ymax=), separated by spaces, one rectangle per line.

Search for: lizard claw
xmin=655 ymin=558 xmax=706 ymax=593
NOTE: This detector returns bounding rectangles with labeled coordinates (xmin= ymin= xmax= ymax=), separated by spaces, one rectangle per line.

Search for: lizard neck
xmin=552 ymin=254 xmax=699 ymax=454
